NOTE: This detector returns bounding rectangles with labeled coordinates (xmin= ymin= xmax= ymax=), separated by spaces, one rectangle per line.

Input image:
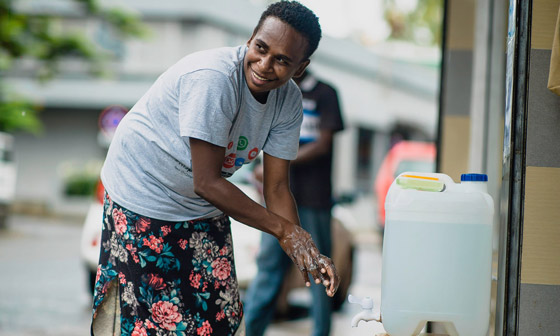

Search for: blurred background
xmin=0 ymin=0 xmax=443 ymax=334
xmin=0 ymin=0 xmax=442 ymax=218
xmin=4 ymin=0 xmax=558 ymax=334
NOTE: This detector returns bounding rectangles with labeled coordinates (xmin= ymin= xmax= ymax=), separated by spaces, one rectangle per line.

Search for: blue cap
xmin=461 ymin=173 xmax=488 ymax=182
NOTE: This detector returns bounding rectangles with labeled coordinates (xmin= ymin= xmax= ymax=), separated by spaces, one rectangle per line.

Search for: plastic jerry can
xmin=381 ymin=172 xmax=494 ymax=336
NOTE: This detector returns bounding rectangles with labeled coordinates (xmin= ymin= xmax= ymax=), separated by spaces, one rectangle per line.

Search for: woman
xmin=91 ymin=1 xmax=339 ymax=335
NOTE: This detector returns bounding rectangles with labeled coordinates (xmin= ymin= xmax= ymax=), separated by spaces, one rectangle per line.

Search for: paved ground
xmin=0 ymin=215 xmax=93 ymax=336
xmin=0 ymin=194 xmax=388 ymax=336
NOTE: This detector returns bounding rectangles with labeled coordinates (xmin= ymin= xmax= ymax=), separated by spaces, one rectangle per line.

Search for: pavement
xmin=0 ymin=215 xmax=94 ymax=336
xmin=0 ymin=193 xmax=388 ymax=336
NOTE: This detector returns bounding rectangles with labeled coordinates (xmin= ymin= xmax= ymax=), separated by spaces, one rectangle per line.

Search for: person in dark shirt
xmin=244 ymin=70 xmax=344 ymax=336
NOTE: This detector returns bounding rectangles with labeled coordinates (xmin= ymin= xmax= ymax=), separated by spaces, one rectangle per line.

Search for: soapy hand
xmin=278 ymin=225 xmax=340 ymax=297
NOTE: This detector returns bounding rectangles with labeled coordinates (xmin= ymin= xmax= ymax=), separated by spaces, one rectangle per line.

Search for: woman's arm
xmin=261 ymin=152 xmax=299 ymax=227
xmin=190 ymin=138 xmax=339 ymax=296
xmin=190 ymin=138 xmax=287 ymax=238
xmin=261 ymin=152 xmax=339 ymax=295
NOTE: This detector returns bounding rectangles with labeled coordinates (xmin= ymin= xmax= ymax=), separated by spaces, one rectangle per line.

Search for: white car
xmin=79 ymin=180 xmax=105 ymax=290
xmin=80 ymin=164 xmax=354 ymax=313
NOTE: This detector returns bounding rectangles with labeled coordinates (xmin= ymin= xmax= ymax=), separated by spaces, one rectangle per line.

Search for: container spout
xmin=347 ymin=294 xmax=381 ymax=327
xmin=351 ymin=309 xmax=381 ymax=327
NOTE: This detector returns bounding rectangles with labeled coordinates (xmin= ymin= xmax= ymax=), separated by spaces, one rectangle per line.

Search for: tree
xmin=0 ymin=0 xmax=148 ymax=134
xmin=384 ymin=0 xmax=443 ymax=46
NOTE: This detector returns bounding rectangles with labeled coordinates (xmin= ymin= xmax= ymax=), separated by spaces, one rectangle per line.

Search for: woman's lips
xmin=252 ymin=70 xmax=273 ymax=83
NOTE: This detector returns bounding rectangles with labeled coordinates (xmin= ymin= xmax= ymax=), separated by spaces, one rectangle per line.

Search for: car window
xmin=0 ymin=147 xmax=13 ymax=162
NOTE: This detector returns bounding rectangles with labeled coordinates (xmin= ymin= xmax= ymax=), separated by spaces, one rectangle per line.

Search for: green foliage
xmin=384 ymin=0 xmax=443 ymax=46
xmin=0 ymin=88 xmax=42 ymax=135
xmin=0 ymin=0 xmax=148 ymax=134
xmin=59 ymin=159 xmax=103 ymax=196
xmin=104 ymin=7 xmax=150 ymax=38
xmin=64 ymin=174 xmax=98 ymax=196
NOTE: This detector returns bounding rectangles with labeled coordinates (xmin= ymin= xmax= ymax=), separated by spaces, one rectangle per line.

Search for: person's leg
xmin=299 ymin=207 xmax=333 ymax=336
xmin=244 ymin=232 xmax=291 ymax=336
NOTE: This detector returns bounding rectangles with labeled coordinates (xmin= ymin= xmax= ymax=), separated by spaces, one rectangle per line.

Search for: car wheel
xmin=88 ymin=269 xmax=97 ymax=295
xmin=330 ymin=217 xmax=354 ymax=311
xmin=332 ymin=244 xmax=354 ymax=311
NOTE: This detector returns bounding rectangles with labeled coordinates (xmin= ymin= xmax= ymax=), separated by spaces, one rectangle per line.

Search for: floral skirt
xmin=91 ymin=193 xmax=244 ymax=336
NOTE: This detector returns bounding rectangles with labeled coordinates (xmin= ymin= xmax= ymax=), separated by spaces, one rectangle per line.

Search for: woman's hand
xmin=278 ymin=225 xmax=340 ymax=297
xmin=189 ymin=141 xmax=340 ymax=295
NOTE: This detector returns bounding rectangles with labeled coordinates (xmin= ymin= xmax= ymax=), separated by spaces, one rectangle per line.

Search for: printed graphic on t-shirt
xmin=223 ymin=153 xmax=236 ymax=169
xmin=222 ymin=135 xmax=259 ymax=175
xmin=300 ymin=98 xmax=320 ymax=144
xmin=248 ymin=147 xmax=259 ymax=160
xmin=237 ymin=136 xmax=248 ymax=150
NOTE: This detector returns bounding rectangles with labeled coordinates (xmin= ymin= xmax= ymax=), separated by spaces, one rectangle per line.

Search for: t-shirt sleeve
xmin=262 ymin=86 xmax=303 ymax=160
xmin=178 ymin=70 xmax=238 ymax=147
xmin=318 ymin=83 xmax=344 ymax=132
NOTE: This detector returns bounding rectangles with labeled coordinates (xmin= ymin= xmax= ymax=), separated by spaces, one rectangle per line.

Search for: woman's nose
xmin=259 ymin=55 xmax=273 ymax=71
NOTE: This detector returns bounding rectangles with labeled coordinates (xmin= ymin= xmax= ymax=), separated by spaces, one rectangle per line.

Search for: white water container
xmin=381 ymin=172 xmax=494 ymax=336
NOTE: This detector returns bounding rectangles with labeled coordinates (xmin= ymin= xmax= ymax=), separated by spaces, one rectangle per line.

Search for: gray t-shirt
xmin=101 ymin=46 xmax=303 ymax=221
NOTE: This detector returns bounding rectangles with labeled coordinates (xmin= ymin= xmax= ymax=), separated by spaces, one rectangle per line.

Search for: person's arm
xmin=291 ymin=129 xmax=333 ymax=165
xmin=261 ymin=152 xmax=299 ymax=229
xmin=261 ymin=152 xmax=339 ymax=295
xmin=190 ymin=138 xmax=287 ymax=238
xmin=190 ymin=138 xmax=339 ymax=296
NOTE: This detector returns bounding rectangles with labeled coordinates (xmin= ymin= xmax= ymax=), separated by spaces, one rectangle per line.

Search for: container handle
xmin=396 ymin=174 xmax=445 ymax=192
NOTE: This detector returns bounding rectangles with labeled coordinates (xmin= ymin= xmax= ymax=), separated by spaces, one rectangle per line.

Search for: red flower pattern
xmin=197 ymin=320 xmax=213 ymax=336
xmin=125 ymin=243 xmax=140 ymax=264
xmin=147 ymin=273 xmax=166 ymax=290
xmin=178 ymin=239 xmax=188 ymax=250
xmin=161 ymin=225 xmax=171 ymax=236
xmin=151 ymin=301 xmax=182 ymax=331
xmin=113 ymin=208 xmax=127 ymax=234
xmin=132 ymin=320 xmax=148 ymax=336
xmin=144 ymin=319 xmax=156 ymax=329
xmin=211 ymin=257 xmax=231 ymax=281
xmin=142 ymin=235 xmax=163 ymax=253
xmin=135 ymin=217 xmax=151 ymax=233
xmin=118 ymin=272 xmax=126 ymax=284
xmin=95 ymin=265 xmax=101 ymax=284
xmin=219 ymin=246 xmax=228 ymax=256
xmin=189 ymin=271 xmax=202 ymax=289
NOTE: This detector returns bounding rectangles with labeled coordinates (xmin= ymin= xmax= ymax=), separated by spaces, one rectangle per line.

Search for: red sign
xmin=99 ymin=105 xmax=128 ymax=136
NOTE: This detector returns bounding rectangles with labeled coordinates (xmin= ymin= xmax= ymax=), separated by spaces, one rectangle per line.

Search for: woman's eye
xmin=276 ymin=57 xmax=288 ymax=65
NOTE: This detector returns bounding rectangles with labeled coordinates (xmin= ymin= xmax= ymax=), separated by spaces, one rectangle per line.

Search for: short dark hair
xmin=254 ymin=1 xmax=322 ymax=59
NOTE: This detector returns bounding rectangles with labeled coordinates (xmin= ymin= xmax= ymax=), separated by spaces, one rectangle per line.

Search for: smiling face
xmin=244 ymin=17 xmax=310 ymax=103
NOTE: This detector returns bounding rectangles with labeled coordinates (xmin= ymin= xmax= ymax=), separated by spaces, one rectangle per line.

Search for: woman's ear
xmin=247 ymin=29 xmax=257 ymax=47
xmin=293 ymin=60 xmax=310 ymax=78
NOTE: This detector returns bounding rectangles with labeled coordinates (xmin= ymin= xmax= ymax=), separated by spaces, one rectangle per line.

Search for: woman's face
xmin=244 ymin=17 xmax=310 ymax=103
